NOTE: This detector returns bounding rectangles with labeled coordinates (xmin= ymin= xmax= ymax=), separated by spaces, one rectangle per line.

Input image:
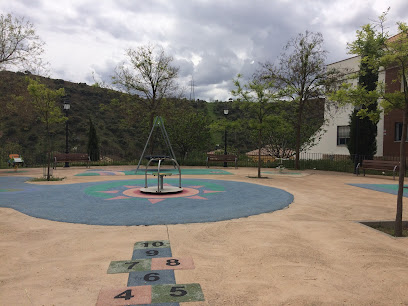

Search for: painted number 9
xmin=146 ymin=250 xmax=159 ymax=256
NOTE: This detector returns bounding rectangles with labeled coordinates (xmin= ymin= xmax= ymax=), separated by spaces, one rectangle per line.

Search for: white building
xmin=303 ymin=56 xmax=385 ymax=157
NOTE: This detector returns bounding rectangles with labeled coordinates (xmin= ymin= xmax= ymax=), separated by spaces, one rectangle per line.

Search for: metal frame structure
xmin=135 ymin=116 xmax=178 ymax=173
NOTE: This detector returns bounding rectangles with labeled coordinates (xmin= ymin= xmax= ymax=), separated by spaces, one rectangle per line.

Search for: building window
xmin=395 ymin=122 xmax=408 ymax=141
xmin=337 ymin=125 xmax=350 ymax=145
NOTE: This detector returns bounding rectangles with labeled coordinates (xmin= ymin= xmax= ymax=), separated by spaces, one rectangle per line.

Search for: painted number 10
xmin=142 ymin=241 xmax=164 ymax=247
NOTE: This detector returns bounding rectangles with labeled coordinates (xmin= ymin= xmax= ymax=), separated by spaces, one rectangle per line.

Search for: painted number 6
xmin=143 ymin=272 xmax=160 ymax=282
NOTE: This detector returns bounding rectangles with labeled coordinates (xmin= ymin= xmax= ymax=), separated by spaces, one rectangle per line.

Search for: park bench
xmin=8 ymin=154 xmax=24 ymax=170
xmin=206 ymin=154 xmax=238 ymax=169
xmin=356 ymin=160 xmax=400 ymax=180
xmin=53 ymin=153 xmax=90 ymax=169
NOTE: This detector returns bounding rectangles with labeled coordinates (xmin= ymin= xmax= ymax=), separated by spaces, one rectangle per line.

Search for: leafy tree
xmin=112 ymin=44 xmax=180 ymax=130
xmin=347 ymin=20 xmax=387 ymax=164
xmin=0 ymin=13 xmax=46 ymax=73
xmin=87 ymin=118 xmax=100 ymax=162
xmin=331 ymin=18 xmax=408 ymax=237
xmin=232 ymin=74 xmax=277 ymax=178
xmin=167 ymin=111 xmax=212 ymax=161
xmin=260 ymin=31 xmax=340 ymax=169
xmin=262 ymin=99 xmax=324 ymax=159
xmin=27 ymin=78 xmax=65 ymax=180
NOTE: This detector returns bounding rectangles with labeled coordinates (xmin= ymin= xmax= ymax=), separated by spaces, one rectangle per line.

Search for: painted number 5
xmin=170 ymin=286 xmax=187 ymax=297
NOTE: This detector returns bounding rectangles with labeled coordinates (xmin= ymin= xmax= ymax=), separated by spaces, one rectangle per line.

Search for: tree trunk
xmin=46 ymin=122 xmax=51 ymax=181
xmin=295 ymin=102 xmax=304 ymax=170
xmin=258 ymin=129 xmax=262 ymax=178
xmin=148 ymin=111 xmax=155 ymax=156
xmin=395 ymin=103 xmax=408 ymax=237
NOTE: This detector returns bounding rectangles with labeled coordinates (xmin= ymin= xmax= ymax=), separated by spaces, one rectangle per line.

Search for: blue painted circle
xmin=0 ymin=177 xmax=293 ymax=225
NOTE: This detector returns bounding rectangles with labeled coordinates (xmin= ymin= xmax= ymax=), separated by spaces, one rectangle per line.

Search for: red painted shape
xmin=203 ymin=190 xmax=224 ymax=194
xmin=123 ymin=187 xmax=199 ymax=199
xmin=186 ymin=195 xmax=208 ymax=200
xmin=151 ymin=256 xmax=195 ymax=270
xmin=98 ymin=190 xmax=119 ymax=194
xmin=148 ymin=198 xmax=166 ymax=204
xmin=106 ymin=196 xmax=131 ymax=200
xmin=188 ymin=185 xmax=204 ymax=188
xmin=96 ymin=285 xmax=152 ymax=305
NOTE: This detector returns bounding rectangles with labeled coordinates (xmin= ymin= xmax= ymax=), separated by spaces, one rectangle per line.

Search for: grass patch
xmin=360 ymin=221 xmax=408 ymax=237
xmin=29 ymin=177 xmax=65 ymax=182
xmin=373 ymin=226 xmax=408 ymax=237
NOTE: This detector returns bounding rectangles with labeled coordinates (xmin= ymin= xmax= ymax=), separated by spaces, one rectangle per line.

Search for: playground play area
xmin=1 ymin=165 xmax=408 ymax=305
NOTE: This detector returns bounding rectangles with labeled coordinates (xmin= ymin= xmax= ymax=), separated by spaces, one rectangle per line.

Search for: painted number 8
xmin=166 ymin=259 xmax=180 ymax=266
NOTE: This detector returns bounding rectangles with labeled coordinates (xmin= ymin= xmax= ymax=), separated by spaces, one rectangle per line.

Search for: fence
xmin=0 ymin=148 xmax=405 ymax=175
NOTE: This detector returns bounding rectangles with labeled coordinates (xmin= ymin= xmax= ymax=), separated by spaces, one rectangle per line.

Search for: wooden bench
xmin=206 ymin=154 xmax=238 ymax=169
xmin=53 ymin=153 xmax=90 ymax=169
xmin=356 ymin=160 xmax=400 ymax=180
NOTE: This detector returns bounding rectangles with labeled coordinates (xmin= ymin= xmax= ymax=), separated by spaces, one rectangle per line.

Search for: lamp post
xmin=223 ymin=107 xmax=229 ymax=167
xmin=64 ymin=100 xmax=70 ymax=167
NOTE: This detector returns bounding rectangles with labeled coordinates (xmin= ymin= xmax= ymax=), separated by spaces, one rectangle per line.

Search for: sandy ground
xmin=1 ymin=165 xmax=408 ymax=305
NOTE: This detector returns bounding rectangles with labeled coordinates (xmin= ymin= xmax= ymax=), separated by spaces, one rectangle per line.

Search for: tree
xmin=331 ymin=18 xmax=408 ymax=237
xmin=347 ymin=21 xmax=387 ymax=164
xmin=87 ymin=118 xmax=100 ymax=162
xmin=0 ymin=13 xmax=46 ymax=73
xmin=167 ymin=111 xmax=212 ymax=161
xmin=260 ymin=31 xmax=339 ymax=169
xmin=232 ymin=74 xmax=277 ymax=178
xmin=263 ymin=99 xmax=325 ymax=159
xmin=27 ymin=78 xmax=65 ymax=180
xmin=112 ymin=44 xmax=180 ymax=130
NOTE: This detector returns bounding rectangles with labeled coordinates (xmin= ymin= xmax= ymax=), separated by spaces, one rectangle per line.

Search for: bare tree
xmin=112 ymin=44 xmax=180 ymax=130
xmin=0 ymin=13 xmax=46 ymax=73
xmin=261 ymin=31 xmax=339 ymax=169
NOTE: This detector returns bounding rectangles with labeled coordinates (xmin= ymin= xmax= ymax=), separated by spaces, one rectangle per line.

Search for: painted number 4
xmin=114 ymin=289 xmax=134 ymax=301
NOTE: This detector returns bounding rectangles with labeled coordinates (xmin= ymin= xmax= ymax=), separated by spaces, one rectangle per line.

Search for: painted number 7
xmin=125 ymin=261 xmax=139 ymax=269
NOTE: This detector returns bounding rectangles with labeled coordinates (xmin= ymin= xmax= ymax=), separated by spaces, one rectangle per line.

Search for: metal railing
xmin=0 ymin=148 xmax=406 ymax=175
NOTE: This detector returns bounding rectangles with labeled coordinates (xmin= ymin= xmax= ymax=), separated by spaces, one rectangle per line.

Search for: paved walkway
xmin=1 ymin=166 xmax=408 ymax=305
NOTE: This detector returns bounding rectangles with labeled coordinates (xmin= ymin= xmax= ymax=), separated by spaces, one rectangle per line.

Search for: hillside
xmin=0 ymin=71 xmax=141 ymax=165
xmin=0 ymin=71 xmax=324 ymax=167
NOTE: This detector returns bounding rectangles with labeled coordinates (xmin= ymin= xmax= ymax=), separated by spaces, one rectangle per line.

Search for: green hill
xmin=0 ymin=71 xmax=143 ymax=166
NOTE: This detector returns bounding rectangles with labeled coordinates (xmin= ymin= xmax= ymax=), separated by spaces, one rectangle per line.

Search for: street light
xmin=223 ymin=107 xmax=229 ymax=167
xmin=64 ymin=100 xmax=70 ymax=167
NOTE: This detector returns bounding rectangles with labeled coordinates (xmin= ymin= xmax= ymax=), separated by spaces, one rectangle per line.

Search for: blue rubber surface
xmin=349 ymin=183 xmax=408 ymax=197
xmin=0 ymin=177 xmax=293 ymax=225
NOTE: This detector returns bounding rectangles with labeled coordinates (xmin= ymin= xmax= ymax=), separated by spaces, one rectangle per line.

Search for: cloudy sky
xmin=1 ymin=0 xmax=407 ymax=101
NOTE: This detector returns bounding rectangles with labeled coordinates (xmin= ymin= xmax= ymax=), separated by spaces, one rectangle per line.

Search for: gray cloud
xmin=0 ymin=0 xmax=407 ymax=101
